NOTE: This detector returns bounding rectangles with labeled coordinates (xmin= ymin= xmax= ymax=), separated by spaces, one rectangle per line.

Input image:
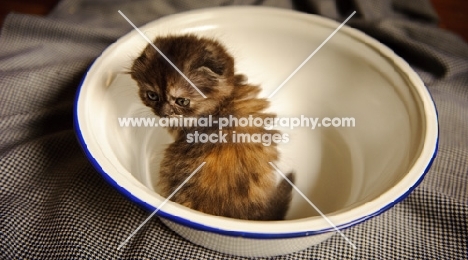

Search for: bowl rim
xmin=74 ymin=6 xmax=439 ymax=239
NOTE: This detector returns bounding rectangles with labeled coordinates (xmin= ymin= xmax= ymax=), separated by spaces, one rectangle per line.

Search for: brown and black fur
xmin=130 ymin=34 xmax=294 ymax=220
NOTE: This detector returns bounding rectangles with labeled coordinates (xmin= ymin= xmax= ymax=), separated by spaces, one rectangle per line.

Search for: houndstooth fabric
xmin=1 ymin=0 xmax=467 ymax=259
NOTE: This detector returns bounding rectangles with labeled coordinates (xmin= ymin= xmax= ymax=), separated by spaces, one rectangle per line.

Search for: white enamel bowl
xmin=74 ymin=6 xmax=438 ymax=257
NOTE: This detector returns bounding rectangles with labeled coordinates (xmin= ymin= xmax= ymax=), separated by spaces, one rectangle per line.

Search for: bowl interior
xmin=76 ymin=7 xmax=436 ymax=234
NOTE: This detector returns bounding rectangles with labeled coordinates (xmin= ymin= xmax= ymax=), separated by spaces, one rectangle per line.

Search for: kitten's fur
xmin=130 ymin=34 xmax=294 ymax=220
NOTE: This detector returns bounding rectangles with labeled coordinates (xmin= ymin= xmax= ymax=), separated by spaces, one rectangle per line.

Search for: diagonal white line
xmin=268 ymin=11 xmax=356 ymax=99
xmin=269 ymin=162 xmax=357 ymax=249
xmin=118 ymin=10 xmax=207 ymax=98
xmin=117 ymin=162 xmax=206 ymax=250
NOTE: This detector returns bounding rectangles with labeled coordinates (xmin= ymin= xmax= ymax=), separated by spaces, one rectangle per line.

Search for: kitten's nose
xmin=161 ymin=104 xmax=174 ymax=117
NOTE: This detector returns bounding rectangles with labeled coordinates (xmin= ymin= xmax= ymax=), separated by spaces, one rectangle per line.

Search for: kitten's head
xmin=130 ymin=34 xmax=239 ymax=118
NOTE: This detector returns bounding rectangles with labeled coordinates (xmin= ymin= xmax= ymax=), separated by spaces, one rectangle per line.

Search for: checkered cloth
xmin=1 ymin=0 xmax=467 ymax=259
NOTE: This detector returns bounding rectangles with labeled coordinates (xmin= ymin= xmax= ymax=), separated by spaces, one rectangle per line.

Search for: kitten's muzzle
xmin=160 ymin=104 xmax=175 ymax=117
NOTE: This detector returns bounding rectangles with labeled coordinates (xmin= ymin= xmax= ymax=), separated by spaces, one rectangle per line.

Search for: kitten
xmin=130 ymin=34 xmax=294 ymax=220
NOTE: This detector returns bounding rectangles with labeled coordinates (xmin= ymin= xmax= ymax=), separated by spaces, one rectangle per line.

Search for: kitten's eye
xmin=175 ymin=98 xmax=190 ymax=107
xmin=146 ymin=91 xmax=159 ymax=101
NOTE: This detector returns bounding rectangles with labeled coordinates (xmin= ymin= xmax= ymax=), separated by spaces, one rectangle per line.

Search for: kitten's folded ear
xmin=200 ymin=57 xmax=226 ymax=76
xmin=188 ymin=36 xmax=236 ymax=80
xmin=197 ymin=65 xmax=223 ymax=79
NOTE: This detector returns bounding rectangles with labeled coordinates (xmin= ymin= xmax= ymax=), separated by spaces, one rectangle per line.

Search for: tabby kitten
xmin=130 ymin=34 xmax=293 ymax=220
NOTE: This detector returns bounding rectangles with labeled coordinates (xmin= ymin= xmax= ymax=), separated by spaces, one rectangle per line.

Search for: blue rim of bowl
xmin=73 ymin=8 xmax=439 ymax=240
